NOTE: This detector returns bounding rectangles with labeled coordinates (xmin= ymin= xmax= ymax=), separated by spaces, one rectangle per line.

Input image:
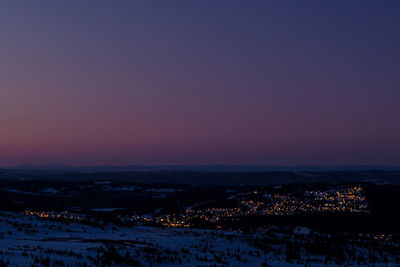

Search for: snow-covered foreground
xmin=0 ymin=212 xmax=293 ymax=266
xmin=0 ymin=212 xmax=398 ymax=266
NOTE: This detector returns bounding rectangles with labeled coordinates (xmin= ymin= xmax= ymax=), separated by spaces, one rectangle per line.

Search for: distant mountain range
xmin=1 ymin=165 xmax=400 ymax=185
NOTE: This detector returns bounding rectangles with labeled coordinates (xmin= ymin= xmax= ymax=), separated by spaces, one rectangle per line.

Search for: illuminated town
xmin=133 ymin=186 xmax=369 ymax=228
xmin=23 ymin=185 xmax=369 ymax=230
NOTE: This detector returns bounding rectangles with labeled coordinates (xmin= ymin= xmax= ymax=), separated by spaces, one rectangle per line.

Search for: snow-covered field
xmin=0 ymin=212 xmax=398 ymax=266
xmin=0 ymin=212 xmax=287 ymax=266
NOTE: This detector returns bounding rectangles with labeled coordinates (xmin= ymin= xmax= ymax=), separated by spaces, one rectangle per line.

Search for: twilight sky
xmin=1 ymin=1 xmax=399 ymax=166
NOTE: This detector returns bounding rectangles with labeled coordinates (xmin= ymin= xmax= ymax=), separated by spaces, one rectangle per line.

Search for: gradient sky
xmin=1 ymin=1 xmax=399 ymax=166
